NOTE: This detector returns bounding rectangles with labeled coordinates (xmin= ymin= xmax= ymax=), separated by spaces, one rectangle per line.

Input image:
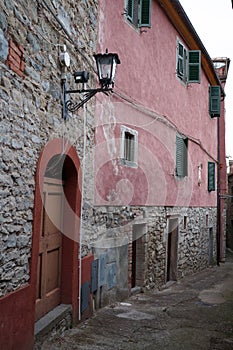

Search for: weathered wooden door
xmin=131 ymin=224 xmax=146 ymax=288
xmin=131 ymin=239 xmax=137 ymax=288
xmin=167 ymin=218 xmax=178 ymax=282
xmin=36 ymin=178 xmax=63 ymax=321
xmin=208 ymin=227 xmax=214 ymax=265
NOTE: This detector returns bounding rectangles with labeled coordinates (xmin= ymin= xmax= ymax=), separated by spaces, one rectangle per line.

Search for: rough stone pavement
xmin=39 ymin=251 xmax=233 ymax=350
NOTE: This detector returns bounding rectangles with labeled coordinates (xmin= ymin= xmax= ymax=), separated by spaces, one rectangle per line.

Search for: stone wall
xmin=0 ymin=0 xmax=98 ymax=297
xmin=82 ymin=204 xmax=217 ymax=300
xmin=147 ymin=206 xmax=217 ymax=289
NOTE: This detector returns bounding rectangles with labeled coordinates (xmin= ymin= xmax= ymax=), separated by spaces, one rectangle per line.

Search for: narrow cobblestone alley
xmin=37 ymin=251 xmax=233 ymax=350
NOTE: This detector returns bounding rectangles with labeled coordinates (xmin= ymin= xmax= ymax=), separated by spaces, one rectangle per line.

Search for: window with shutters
xmin=208 ymin=162 xmax=215 ymax=191
xmin=176 ymin=39 xmax=201 ymax=84
xmin=209 ymin=86 xmax=221 ymax=118
xmin=176 ymin=135 xmax=188 ymax=178
xmin=120 ymin=125 xmax=138 ymax=168
xmin=126 ymin=0 xmax=151 ymax=29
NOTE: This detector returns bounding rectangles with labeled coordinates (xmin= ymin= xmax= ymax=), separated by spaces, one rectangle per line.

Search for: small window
xmin=176 ymin=135 xmax=188 ymax=178
xmin=183 ymin=216 xmax=187 ymax=230
xmin=206 ymin=214 xmax=209 ymax=227
xmin=120 ymin=126 xmax=138 ymax=168
xmin=126 ymin=0 xmax=151 ymax=28
xmin=209 ymin=86 xmax=221 ymax=118
xmin=176 ymin=40 xmax=201 ymax=83
xmin=208 ymin=162 xmax=216 ymax=191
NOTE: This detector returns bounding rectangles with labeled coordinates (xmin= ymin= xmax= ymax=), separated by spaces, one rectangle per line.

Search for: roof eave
xmin=158 ymin=0 xmax=224 ymax=91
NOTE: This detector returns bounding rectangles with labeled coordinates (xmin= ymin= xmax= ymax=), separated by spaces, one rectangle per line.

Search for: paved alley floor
xmin=39 ymin=252 xmax=233 ymax=350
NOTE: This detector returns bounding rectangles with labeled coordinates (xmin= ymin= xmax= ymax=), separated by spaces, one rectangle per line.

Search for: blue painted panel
xmin=91 ymin=259 xmax=99 ymax=292
xmin=107 ymin=262 xmax=116 ymax=290
xmin=99 ymin=254 xmax=106 ymax=286
xmin=81 ymin=281 xmax=90 ymax=313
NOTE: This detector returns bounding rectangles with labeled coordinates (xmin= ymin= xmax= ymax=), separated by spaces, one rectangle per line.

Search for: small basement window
xmin=120 ymin=125 xmax=138 ymax=168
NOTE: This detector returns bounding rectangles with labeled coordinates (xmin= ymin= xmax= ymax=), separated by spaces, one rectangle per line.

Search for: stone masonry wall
xmin=82 ymin=205 xmax=217 ymax=291
xmin=0 ymin=0 xmax=98 ymax=297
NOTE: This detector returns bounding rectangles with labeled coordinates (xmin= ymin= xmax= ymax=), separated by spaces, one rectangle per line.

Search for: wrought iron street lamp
xmin=62 ymin=50 xmax=120 ymax=119
xmin=94 ymin=52 xmax=120 ymax=88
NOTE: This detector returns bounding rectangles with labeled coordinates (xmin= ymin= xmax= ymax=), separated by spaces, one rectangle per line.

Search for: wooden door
xmin=208 ymin=227 xmax=214 ymax=265
xmin=36 ymin=178 xmax=63 ymax=321
xmin=167 ymin=218 xmax=178 ymax=282
xmin=131 ymin=239 xmax=137 ymax=288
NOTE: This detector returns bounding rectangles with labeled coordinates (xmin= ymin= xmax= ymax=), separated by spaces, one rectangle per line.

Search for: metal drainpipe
xmin=78 ymin=83 xmax=87 ymax=320
xmin=217 ymin=117 xmax=221 ymax=266
xmin=61 ymin=68 xmax=68 ymax=121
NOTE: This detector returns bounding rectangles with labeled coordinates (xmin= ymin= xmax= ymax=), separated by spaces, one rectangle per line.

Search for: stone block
xmin=0 ymin=29 xmax=8 ymax=61
xmin=17 ymin=235 xmax=30 ymax=248
xmin=7 ymin=234 xmax=17 ymax=248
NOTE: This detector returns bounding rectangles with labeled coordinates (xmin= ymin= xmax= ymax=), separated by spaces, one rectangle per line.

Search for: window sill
xmin=120 ymin=158 xmax=138 ymax=168
xmin=175 ymin=175 xmax=188 ymax=180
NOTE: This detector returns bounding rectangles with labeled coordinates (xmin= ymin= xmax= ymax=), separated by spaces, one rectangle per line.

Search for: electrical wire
xmin=113 ymin=88 xmax=218 ymax=162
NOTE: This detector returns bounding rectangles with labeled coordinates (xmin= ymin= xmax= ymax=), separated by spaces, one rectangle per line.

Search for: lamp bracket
xmin=61 ymin=50 xmax=120 ymax=120
xmin=63 ymin=86 xmax=113 ymax=117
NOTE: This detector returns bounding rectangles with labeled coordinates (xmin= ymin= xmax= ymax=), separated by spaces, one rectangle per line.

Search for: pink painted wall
xmin=95 ymin=0 xmax=217 ymax=207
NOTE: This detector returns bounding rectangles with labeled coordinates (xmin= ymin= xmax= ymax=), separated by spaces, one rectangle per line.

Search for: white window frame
xmin=120 ymin=125 xmax=138 ymax=168
xmin=176 ymin=39 xmax=188 ymax=83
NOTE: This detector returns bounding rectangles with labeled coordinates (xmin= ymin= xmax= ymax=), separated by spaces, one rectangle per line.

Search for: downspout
xmin=213 ymin=58 xmax=230 ymax=265
xmin=78 ymin=84 xmax=87 ymax=321
xmin=217 ymin=116 xmax=220 ymax=266
xmin=217 ymin=91 xmax=226 ymax=265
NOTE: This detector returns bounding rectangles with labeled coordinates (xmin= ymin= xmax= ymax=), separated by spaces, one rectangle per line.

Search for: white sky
xmin=180 ymin=0 xmax=233 ymax=158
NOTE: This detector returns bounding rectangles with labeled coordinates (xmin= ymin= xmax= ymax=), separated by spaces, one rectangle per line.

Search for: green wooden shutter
xmin=208 ymin=162 xmax=215 ymax=191
xmin=188 ymin=50 xmax=201 ymax=83
xmin=209 ymin=86 xmax=221 ymax=117
xmin=183 ymin=138 xmax=188 ymax=176
xmin=176 ymin=135 xmax=188 ymax=177
xmin=139 ymin=0 xmax=151 ymax=27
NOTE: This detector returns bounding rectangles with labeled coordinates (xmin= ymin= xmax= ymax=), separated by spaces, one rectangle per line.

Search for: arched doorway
xmin=32 ymin=139 xmax=82 ymax=324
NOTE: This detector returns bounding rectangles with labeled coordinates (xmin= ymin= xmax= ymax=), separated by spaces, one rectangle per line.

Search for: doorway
xmin=36 ymin=177 xmax=64 ymax=320
xmin=131 ymin=224 xmax=146 ymax=288
xmin=167 ymin=218 xmax=178 ymax=282
xmin=208 ymin=227 xmax=214 ymax=265
xmin=33 ymin=140 xmax=81 ymax=324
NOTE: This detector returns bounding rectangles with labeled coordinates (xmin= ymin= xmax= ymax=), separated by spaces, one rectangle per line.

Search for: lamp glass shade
xmin=94 ymin=52 xmax=120 ymax=87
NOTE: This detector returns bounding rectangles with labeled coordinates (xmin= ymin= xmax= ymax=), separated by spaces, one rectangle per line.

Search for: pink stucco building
xmin=92 ymin=0 xmax=227 ymax=301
